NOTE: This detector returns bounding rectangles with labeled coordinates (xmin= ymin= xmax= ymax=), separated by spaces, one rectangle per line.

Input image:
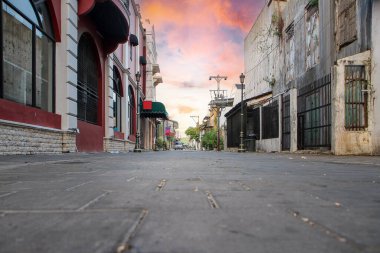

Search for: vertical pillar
xmin=56 ymin=0 xmax=78 ymax=131
xmin=289 ymin=88 xmax=298 ymax=152
xmin=105 ymin=55 xmax=114 ymax=138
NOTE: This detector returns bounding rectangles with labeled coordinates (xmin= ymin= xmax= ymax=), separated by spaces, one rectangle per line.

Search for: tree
xmin=185 ymin=127 xmax=200 ymax=142
xmin=201 ymin=129 xmax=223 ymax=150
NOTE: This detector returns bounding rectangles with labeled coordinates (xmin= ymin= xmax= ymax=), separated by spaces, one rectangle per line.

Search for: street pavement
xmin=0 ymin=151 xmax=379 ymax=253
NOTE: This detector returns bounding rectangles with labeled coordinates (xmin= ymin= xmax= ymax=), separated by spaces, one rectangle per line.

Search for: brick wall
xmin=0 ymin=121 xmax=76 ymax=155
xmin=104 ymin=138 xmax=135 ymax=153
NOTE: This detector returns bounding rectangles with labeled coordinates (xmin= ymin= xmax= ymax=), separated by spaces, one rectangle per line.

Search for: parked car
xmin=174 ymin=142 xmax=184 ymax=150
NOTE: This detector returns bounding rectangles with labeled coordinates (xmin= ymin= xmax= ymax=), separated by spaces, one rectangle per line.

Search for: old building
xmin=0 ymin=0 xmax=168 ymax=154
xmin=140 ymin=19 xmax=167 ymax=151
xmin=226 ymin=0 xmax=379 ymax=155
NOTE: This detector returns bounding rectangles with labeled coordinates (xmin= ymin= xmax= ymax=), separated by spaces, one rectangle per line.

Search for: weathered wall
xmin=243 ymin=1 xmax=286 ymax=103
xmin=332 ymin=51 xmax=373 ymax=155
xmin=256 ymin=138 xmax=281 ymax=153
xmin=289 ymin=88 xmax=298 ymax=152
xmin=281 ymin=0 xmax=334 ymax=92
xmin=335 ymin=0 xmax=373 ymax=61
xmin=372 ymin=0 xmax=380 ymax=155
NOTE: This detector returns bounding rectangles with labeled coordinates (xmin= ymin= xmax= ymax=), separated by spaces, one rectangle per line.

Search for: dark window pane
xmin=35 ymin=30 xmax=54 ymax=112
xmin=77 ymin=33 xmax=99 ymax=124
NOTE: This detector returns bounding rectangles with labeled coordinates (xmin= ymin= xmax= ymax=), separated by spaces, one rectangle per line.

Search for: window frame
xmin=305 ymin=3 xmax=320 ymax=70
xmin=112 ymin=66 xmax=122 ymax=132
xmin=0 ymin=0 xmax=56 ymax=112
xmin=77 ymin=33 xmax=100 ymax=125
xmin=344 ymin=65 xmax=368 ymax=131
xmin=336 ymin=0 xmax=357 ymax=49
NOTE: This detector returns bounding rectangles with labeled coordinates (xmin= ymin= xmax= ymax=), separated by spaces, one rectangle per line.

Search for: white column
xmin=105 ymin=55 xmax=114 ymax=138
xmin=289 ymin=88 xmax=298 ymax=152
xmin=55 ymin=0 xmax=78 ymax=131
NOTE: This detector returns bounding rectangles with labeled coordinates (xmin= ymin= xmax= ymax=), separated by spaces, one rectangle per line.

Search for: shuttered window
xmin=337 ymin=0 xmax=357 ymax=48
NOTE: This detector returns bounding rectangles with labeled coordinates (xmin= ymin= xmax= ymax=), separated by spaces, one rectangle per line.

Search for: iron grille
xmin=345 ymin=66 xmax=367 ymax=130
xmin=297 ymin=74 xmax=331 ymax=149
xmin=282 ymin=94 xmax=290 ymax=150
xmin=227 ymin=109 xmax=241 ymax=148
xmin=262 ymin=100 xmax=279 ymax=139
xmin=246 ymin=107 xmax=260 ymax=140
xmin=77 ymin=34 xmax=99 ymax=124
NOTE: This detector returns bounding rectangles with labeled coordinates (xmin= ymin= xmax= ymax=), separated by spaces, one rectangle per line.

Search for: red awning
xmin=78 ymin=0 xmax=129 ymax=54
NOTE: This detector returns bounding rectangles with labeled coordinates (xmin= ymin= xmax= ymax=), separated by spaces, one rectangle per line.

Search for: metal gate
xmin=297 ymin=74 xmax=331 ymax=149
xmin=282 ymin=94 xmax=290 ymax=150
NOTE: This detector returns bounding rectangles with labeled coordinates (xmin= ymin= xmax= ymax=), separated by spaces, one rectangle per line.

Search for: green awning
xmin=140 ymin=101 xmax=168 ymax=120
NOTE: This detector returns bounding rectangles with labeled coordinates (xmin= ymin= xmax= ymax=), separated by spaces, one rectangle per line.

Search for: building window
xmin=262 ymin=100 xmax=279 ymax=139
xmin=337 ymin=0 xmax=357 ymax=49
xmin=77 ymin=33 xmax=99 ymax=125
xmin=128 ymin=85 xmax=135 ymax=135
xmin=306 ymin=2 xmax=319 ymax=69
xmin=345 ymin=66 xmax=368 ymax=130
xmin=285 ymin=22 xmax=295 ymax=83
xmin=113 ymin=66 xmax=122 ymax=132
xmin=1 ymin=0 xmax=55 ymax=112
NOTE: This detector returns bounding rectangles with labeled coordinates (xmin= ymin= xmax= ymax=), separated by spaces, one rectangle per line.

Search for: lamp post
xmin=236 ymin=73 xmax=246 ymax=153
xmin=134 ymin=71 xmax=142 ymax=152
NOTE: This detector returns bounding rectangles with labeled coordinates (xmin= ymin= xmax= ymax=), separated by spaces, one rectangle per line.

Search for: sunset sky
xmin=138 ymin=0 xmax=266 ymax=137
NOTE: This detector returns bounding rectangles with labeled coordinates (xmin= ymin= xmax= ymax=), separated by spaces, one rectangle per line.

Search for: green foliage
xmin=156 ymin=138 xmax=164 ymax=149
xmin=201 ymin=129 xmax=223 ymax=150
xmin=185 ymin=127 xmax=200 ymax=142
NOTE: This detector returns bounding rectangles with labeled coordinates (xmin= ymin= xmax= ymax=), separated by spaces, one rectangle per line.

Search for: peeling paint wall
xmin=372 ymin=1 xmax=380 ymax=155
xmin=332 ymin=51 xmax=373 ymax=155
xmin=242 ymin=1 xmax=287 ymax=104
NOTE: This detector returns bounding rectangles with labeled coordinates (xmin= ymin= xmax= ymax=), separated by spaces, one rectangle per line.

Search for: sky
xmin=138 ymin=0 xmax=266 ymax=137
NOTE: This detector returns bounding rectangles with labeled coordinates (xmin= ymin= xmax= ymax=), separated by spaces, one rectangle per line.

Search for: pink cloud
xmin=138 ymin=0 xmax=265 ymax=133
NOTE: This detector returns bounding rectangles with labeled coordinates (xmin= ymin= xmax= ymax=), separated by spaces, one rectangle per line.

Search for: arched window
xmin=1 ymin=0 xmax=55 ymax=112
xmin=128 ymin=85 xmax=135 ymax=136
xmin=113 ymin=66 xmax=122 ymax=132
xmin=77 ymin=33 xmax=99 ymax=124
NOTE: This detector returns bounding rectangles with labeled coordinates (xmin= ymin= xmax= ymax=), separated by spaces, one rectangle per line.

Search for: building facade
xmin=226 ymin=0 xmax=379 ymax=155
xmin=0 ymin=0 xmax=168 ymax=154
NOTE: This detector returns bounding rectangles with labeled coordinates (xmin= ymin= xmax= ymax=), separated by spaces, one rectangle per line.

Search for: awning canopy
xmin=140 ymin=101 xmax=168 ymax=120
xmin=78 ymin=0 xmax=129 ymax=54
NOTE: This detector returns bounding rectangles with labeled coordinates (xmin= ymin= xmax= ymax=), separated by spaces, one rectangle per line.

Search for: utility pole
xmin=209 ymin=75 xmax=227 ymax=151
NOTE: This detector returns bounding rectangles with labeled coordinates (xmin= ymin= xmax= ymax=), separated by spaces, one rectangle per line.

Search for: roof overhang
xmin=78 ymin=0 xmax=129 ymax=54
xmin=140 ymin=101 xmax=168 ymax=120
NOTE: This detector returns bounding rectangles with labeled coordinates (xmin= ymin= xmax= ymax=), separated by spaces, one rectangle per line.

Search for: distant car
xmin=174 ymin=142 xmax=184 ymax=150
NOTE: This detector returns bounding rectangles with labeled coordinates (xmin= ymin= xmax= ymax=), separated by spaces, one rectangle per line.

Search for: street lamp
xmin=134 ymin=71 xmax=142 ymax=152
xmin=236 ymin=73 xmax=246 ymax=153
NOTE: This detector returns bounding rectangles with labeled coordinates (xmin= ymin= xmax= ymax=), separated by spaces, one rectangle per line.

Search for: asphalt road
xmin=0 ymin=151 xmax=380 ymax=253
